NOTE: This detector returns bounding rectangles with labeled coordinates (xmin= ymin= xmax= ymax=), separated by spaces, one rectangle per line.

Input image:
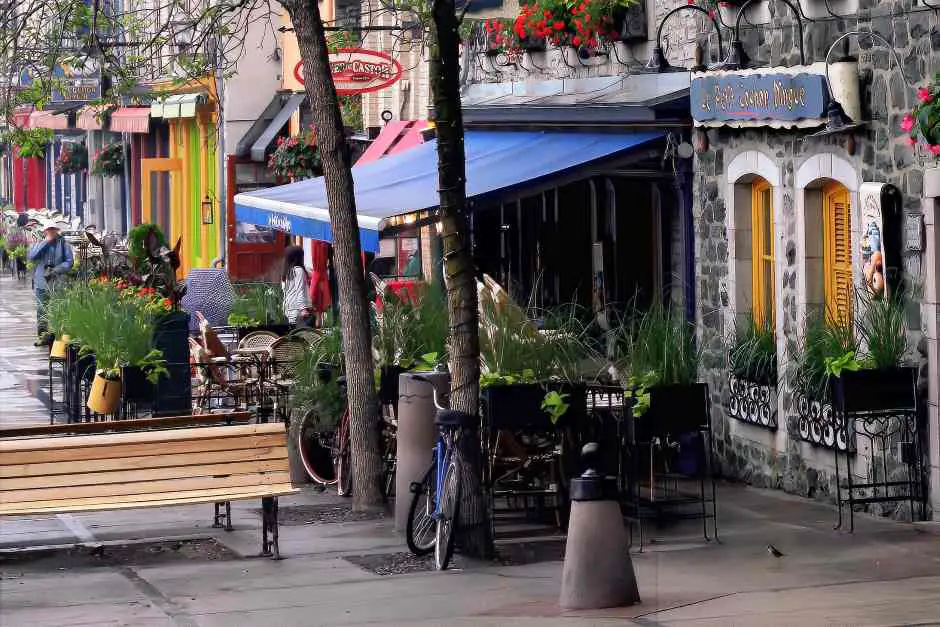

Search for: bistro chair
xmin=266 ymin=336 xmax=307 ymax=422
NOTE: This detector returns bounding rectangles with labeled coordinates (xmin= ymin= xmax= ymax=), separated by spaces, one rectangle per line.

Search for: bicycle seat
xmin=434 ymin=409 xmax=477 ymax=429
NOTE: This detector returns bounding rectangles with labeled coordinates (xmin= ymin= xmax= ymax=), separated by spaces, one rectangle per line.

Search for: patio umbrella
xmin=181 ymin=268 xmax=235 ymax=331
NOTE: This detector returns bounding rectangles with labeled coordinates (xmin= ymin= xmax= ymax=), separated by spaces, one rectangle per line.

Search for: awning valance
xmin=234 ymin=130 xmax=662 ymax=252
xmin=77 ymin=105 xmax=110 ymax=131
xmin=110 ymin=107 xmax=150 ymax=133
xmin=151 ymin=93 xmax=206 ymax=119
xmin=29 ymin=110 xmax=70 ymax=130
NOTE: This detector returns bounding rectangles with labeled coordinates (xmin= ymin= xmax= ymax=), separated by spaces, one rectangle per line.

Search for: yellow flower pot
xmin=87 ymin=372 xmax=122 ymax=415
xmin=50 ymin=334 xmax=70 ymax=359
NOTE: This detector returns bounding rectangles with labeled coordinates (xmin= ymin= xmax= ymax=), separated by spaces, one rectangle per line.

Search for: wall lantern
xmin=719 ymin=0 xmax=806 ymax=70
xmin=646 ymin=5 xmax=724 ymax=73
xmin=201 ymin=193 xmax=215 ymax=225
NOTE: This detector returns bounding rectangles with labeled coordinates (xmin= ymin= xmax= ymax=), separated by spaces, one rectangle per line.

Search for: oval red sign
xmin=293 ymin=48 xmax=403 ymax=96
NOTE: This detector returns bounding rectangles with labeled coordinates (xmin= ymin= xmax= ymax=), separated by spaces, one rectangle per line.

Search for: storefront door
xmin=141 ymin=157 xmax=183 ymax=270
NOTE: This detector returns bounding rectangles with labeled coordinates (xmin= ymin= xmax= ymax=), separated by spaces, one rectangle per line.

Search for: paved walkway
xmin=4 ymin=273 xmax=940 ymax=625
xmin=0 ymin=274 xmax=50 ymax=427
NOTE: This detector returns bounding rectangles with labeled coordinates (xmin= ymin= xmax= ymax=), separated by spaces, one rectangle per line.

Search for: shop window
xmin=751 ymin=178 xmax=775 ymax=328
xmin=823 ymin=182 xmax=853 ymax=325
xmin=375 ymin=230 xmax=421 ymax=279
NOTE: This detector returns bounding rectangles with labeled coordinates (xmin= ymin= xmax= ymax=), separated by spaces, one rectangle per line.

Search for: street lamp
xmin=719 ymin=0 xmax=805 ymax=70
xmin=201 ymin=193 xmax=214 ymax=225
xmin=647 ymin=5 xmax=724 ymax=73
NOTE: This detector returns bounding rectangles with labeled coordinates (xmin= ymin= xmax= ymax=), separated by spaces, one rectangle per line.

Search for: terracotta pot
xmin=923 ymin=166 xmax=940 ymax=198
xmin=87 ymin=372 xmax=122 ymax=415
xmin=50 ymin=334 xmax=70 ymax=359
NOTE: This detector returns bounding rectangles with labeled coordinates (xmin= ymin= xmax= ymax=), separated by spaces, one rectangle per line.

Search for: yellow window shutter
xmin=751 ymin=179 xmax=774 ymax=328
xmin=824 ymin=183 xmax=852 ymax=325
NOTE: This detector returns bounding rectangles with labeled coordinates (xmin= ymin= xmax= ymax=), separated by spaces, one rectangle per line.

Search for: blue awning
xmin=234 ymin=129 xmax=662 ymax=252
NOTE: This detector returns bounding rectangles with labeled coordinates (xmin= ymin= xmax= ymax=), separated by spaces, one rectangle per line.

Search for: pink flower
xmin=918 ymin=87 xmax=932 ymax=104
xmin=906 ymin=136 xmax=917 ymax=146
xmin=930 ymin=145 xmax=940 ymax=156
xmin=901 ymin=113 xmax=915 ymax=133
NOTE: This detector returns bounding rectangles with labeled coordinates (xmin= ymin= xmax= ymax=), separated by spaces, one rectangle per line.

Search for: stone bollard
xmin=394 ymin=372 xmax=449 ymax=532
xmin=559 ymin=443 xmax=640 ymax=610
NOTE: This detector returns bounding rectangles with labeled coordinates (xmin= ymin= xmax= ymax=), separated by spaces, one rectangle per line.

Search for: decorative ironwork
xmin=795 ymin=392 xmax=854 ymax=452
xmin=728 ymin=376 xmax=777 ymax=429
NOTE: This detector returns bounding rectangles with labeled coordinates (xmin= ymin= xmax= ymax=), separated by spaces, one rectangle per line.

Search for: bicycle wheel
xmin=335 ymin=409 xmax=352 ymax=497
xmin=406 ymin=463 xmax=437 ymax=555
xmin=435 ymin=456 xmax=460 ymax=571
xmin=296 ymin=407 xmax=338 ymax=485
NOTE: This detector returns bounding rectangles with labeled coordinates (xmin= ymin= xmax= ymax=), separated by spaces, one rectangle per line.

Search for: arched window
xmin=751 ymin=178 xmax=775 ymax=328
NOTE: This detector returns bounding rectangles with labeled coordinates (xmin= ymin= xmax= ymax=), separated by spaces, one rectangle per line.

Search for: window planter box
xmin=728 ymin=376 xmax=778 ymax=430
xmin=153 ymin=311 xmax=192 ymax=416
xmin=830 ymin=367 xmax=917 ymax=415
xmin=121 ymin=365 xmax=154 ymax=404
xmin=482 ymin=382 xmax=586 ymax=431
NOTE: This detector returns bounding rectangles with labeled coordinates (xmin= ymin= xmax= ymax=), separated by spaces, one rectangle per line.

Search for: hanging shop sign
xmin=690 ymin=62 xmax=860 ymax=129
xmin=50 ymin=60 xmax=102 ymax=103
xmin=293 ymin=48 xmax=403 ymax=96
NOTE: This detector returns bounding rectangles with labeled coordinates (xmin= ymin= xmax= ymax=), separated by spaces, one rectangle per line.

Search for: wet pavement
xmin=0 ymin=274 xmax=51 ymax=428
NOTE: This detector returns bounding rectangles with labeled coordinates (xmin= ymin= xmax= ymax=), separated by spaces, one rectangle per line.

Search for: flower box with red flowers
xmin=268 ymin=127 xmax=321 ymax=181
xmin=56 ymin=142 xmax=88 ymax=175
xmin=513 ymin=0 xmax=635 ymax=49
xmin=91 ymin=142 xmax=125 ymax=177
xmin=902 ymin=80 xmax=940 ymax=196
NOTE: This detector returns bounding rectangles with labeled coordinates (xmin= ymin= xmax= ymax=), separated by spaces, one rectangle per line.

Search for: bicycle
xmin=405 ymin=380 xmax=476 ymax=571
xmin=295 ymin=378 xmax=352 ymax=496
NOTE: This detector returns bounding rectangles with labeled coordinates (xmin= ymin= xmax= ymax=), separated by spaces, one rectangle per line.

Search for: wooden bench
xmin=0 ymin=413 xmax=297 ymax=558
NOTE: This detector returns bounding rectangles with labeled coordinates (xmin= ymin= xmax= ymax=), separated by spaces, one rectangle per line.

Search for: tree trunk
xmin=430 ymin=0 xmax=494 ymax=559
xmin=281 ymin=0 xmax=384 ymax=510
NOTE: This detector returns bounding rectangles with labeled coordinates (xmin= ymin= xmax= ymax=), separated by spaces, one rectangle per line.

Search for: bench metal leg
xmin=212 ymin=502 xmax=233 ymax=530
xmin=261 ymin=496 xmax=280 ymax=559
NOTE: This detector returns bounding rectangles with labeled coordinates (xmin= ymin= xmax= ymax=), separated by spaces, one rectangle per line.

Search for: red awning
xmin=110 ymin=107 xmax=150 ymax=133
xmin=77 ymin=106 xmax=109 ymax=131
xmin=355 ymin=120 xmax=427 ymax=165
xmin=12 ymin=106 xmax=34 ymax=128
xmin=29 ymin=110 xmax=70 ymax=130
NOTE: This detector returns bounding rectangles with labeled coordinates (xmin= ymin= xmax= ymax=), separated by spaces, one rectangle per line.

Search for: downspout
xmin=215 ymin=43 xmax=227 ymax=264
xmin=122 ymin=134 xmax=131 ymax=234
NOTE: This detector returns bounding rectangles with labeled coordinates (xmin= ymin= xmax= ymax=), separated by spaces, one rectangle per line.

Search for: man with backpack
xmin=28 ymin=220 xmax=73 ymax=346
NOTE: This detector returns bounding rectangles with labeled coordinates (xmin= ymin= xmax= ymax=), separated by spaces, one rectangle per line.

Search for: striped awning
xmin=29 ymin=110 xmax=70 ymax=130
xmin=151 ymin=93 xmax=206 ymax=119
xmin=110 ymin=107 xmax=150 ymax=133
xmin=77 ymin=105 xmax=110 ymax=131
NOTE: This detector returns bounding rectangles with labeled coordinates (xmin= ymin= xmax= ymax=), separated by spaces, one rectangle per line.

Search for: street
xmin=3 ymin=271 xmax=940 ymax=626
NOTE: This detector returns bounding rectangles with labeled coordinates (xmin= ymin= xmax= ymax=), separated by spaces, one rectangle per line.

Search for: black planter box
xmin=634 ymin=382 xmax=709 ymax=442
xmin=65 ymin=345 xmax=95 ymax=422
xmin=121 ymin=365 xmax=154 ymax=403
xmin=482 ymin=382 xmax=586 ymax=431
xmin=379 ymin=365 xmax=405 ymax=406
xmin=831 ymin=367 xmax=917 ymax=414
xmin=153 ymin=311 xmax=192 ymax=416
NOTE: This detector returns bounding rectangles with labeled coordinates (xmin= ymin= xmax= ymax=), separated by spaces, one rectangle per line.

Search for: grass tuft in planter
xmin=728 ymin=314 xmax=777 ymax=386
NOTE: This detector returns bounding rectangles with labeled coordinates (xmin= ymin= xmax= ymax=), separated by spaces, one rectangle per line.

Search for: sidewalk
xmin=3 ymin=272 xmax=940 ymax=625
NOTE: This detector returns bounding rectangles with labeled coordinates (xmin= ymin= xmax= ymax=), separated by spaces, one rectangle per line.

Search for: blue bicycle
xmin=405 ymin=382 xmax=475 ymax=571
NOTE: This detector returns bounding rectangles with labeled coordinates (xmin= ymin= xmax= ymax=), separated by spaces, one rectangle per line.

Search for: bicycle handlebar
xmin=410 ymin=374 xmax=448 ymax=412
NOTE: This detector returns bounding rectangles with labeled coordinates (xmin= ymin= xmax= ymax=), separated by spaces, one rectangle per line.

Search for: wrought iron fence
xmin=728 ymin=376 xmax=778 ymax=430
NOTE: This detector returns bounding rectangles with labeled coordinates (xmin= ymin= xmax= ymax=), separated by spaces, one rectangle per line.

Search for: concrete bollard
xmin=559 ymin=443 xmax=640 ymax=610
xmin=394 ymin=372 xmax=449 ymax=532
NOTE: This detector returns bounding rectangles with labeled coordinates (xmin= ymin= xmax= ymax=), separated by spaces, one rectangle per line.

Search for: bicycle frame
xmin=432 ymin=428 xmax=455 ymax=518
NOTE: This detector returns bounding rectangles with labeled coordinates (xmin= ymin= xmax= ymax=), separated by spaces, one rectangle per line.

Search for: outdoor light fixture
xmin=718 ymin=0 xmax=805 ymax=71
xmin=201 ymin=193 xmax=215 ymax=225
xmin=647 ymin=5 xmax=724 ymax=73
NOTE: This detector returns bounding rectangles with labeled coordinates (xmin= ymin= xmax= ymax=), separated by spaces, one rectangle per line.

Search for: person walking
xmin=28 ymin=220 xmax=73 ymax=345
xmin=281 ymin=245 xmax=311 ymax=326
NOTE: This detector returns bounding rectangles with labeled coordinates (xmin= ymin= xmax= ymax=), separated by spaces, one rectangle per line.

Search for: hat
xmin=40 ymin=219 xmax=64 ymax=233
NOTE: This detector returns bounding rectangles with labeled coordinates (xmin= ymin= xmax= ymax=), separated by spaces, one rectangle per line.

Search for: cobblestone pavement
xmin=0 ymin=274 xmax=50 ymax=428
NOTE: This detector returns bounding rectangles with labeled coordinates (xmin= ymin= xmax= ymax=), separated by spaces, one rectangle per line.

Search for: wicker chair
xmin=289 ymin=328 xmax=321 ymax=345
xmin=237 ymin=330 xmax=280 ymax=352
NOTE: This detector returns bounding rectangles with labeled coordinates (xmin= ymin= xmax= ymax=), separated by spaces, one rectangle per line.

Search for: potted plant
xmin=91 ymin=142 xmax=125 ymax=177
xmin=829 ymin=295 xmax=916 ymax=414
xmin=616 ymin=303 xmax=708 ymax=474
xmin=727 ymin=315 xmax=778 ymax=428
xmin=228 ymin=283 xmax=289 ymax=336
xmin=269 ymin=127 xmax=320 ymax=181
xmin=512 ymin=0 xmax=630 ymax=50
xmin=56 ymin=142 xmax=88 ymax=175
xmin=902 ymin=77 xmax=940 ymax=197
xmin=372 ymin=278 xmax=448 ymax=406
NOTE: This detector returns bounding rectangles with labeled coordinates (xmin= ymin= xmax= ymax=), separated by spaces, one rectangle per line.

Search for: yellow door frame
xmin=140 ymin=157 xmax=184 ymax=272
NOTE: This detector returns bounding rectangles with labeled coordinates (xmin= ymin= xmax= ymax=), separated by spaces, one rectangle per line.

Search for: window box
xmin=796 ymin=391 xmax=852 ymax=452
xmin=831 ymin=367 xmax=917 ymax=415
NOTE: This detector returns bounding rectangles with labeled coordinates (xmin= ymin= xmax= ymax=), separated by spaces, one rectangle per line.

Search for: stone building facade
xmin=685 ymin=2 xmax=940 ymax=518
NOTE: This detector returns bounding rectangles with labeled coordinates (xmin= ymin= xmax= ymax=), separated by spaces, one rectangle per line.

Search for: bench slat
xmin=0 ymin=433 xmax=284 ymax=466
xmin=0 ymin=446 xmax=284 ymax=479
xmin=2 ymin=458 xmax=290 ymax=491
xmin=0 ymin=412 xmax=254 ymax=439
xmin=0 ymin=484 xmax=299 ymax=517
xmin=2 ymin=471 xmax=292 ymax=505
xmin=0 ymin=423 xmax=284 ymax=453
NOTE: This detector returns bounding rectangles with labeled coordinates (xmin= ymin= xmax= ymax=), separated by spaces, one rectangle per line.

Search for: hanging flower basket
xmin=902 ymin=80 xmax=940 ymax=197
xmin=512 ymin=0 xmax=627 ymax=49
xmin=268 ymin=127 xmax=321 ymax=180
xmin=91 ymin=142 xmax=125 ymax=177
xmin=56 ymin=142 xmax=88 ymax=174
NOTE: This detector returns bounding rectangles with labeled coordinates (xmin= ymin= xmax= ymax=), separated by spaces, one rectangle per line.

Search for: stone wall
xmin=691 ymin=1 xmax=935 ymax=517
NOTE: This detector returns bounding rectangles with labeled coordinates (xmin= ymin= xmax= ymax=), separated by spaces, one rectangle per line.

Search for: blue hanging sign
xmin=691 ymin=70 xmax=830 ymax=126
